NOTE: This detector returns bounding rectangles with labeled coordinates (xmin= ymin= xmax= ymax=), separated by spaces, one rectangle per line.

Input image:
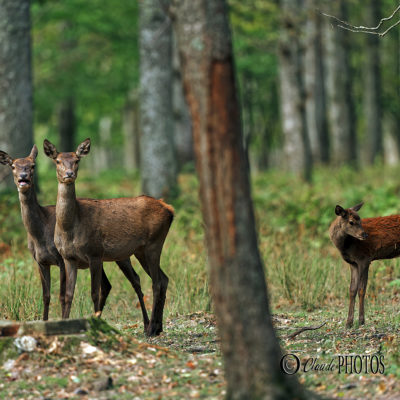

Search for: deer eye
xmin=11 ymin=165 xmax=15 ymax=170
xmin=349 ymin=221 xmax=354 ymax=225
xmin=56 ymin=160 xmax=60 ymax=164
xmin=31 ymin=165 xmax=35 ymax=169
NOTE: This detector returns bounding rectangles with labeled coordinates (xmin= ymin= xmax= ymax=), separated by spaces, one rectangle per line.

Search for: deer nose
xmin=19 ymin=172 xmax=28 ymax=180
xmin=65 ymin=171 xmax=75 ymax=178
xmin=362 ymin=232 xmax=368 ymax=239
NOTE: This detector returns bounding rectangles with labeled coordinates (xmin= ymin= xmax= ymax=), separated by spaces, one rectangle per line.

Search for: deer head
xmin=43 ymin=138 xmax=91 ymax=184
xmin=335 ymin=202 xmax=368 ymax=240
xmin=0 ymin=146 xmax=38 ymax=192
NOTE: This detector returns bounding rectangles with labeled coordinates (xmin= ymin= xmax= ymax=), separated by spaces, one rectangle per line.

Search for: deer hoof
xmin=346 ymin=321 xmax=353 ymax=329
xmin=146 ymin=323 xmax=162 ymax=337
xmin=94 ymin=311 xmax=102 ymax=318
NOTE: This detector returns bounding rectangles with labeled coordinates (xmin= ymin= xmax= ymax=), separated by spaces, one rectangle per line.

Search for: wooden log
xmin=0 ymin=319 xmax=89 ymax=337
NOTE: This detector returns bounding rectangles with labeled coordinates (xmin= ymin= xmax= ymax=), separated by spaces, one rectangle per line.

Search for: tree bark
xmin=364 ymin=0 xmax=382 ymax=164
xmin=303 ymin=0 xmax=329 ymax=164
xmin=278 ymin=0 xmax=312 ymax=181
xmin=323 ymin=0 xmax=356 ymax=166
xmin=139 ymin=0 xmax=177 ymax=199
xmin=171 ymin=1 xmax=308 ymax=398
xmin=0 ymin=0 xmax=33 ymax=188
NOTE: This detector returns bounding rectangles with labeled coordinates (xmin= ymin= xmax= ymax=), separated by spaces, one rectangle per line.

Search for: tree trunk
xmin=139 ymin=0 xmax=177 ymax=199
xmin=172 ymin=31 xmax=193 ymax=169
xmin=0 ymin=0 xmax=33 ymax=188
xmin=171 ymin=1 xmax=309 ymax=398
xmin=58 ymin=97 xmax=76 ymax=152
xmin=278 ymin=0 xmax=312 ymax=181
xmin=323 ymin=0 xmax=356 ymax=166
xmin=303 ymin=0 xmax=329 ymax=164
xmin=364 ymin=0 xmax=382 ymax=164
xmin=123 ymin=90 xmax=141 ymax=171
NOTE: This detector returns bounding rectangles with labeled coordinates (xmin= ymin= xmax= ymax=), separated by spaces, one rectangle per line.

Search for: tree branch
xmin=320 ymin=4 xmax=400 ymax=37
xmin=287 ymin=322 xmax=327 ymax=340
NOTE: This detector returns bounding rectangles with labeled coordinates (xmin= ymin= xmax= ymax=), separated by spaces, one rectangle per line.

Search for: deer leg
xmin=63 ymin=259 xmax=78 ymax=319
xmin=59 ymin=262 xmax=66 ymax=318
xmin=99 ymin=268 xmax=112 ymax=312
xmin=117 ymin=259 xmax=149 ymax=331
xmin=89 ymin=259 xmax=103 ymax=317
xmin=346 ymin=264 xmax=359 ymax=328
xmin=38 ymin=263 xmax=51 ymax=321
xmin=143 ymin=246 xmax=169 ymax=337
xmin=358 ymin=263 xmax=370 ymax=326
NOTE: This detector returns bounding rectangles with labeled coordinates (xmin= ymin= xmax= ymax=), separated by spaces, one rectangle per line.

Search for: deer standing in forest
xmin=329 ymin=202 xmax=400 ymax=328
xmin=0 ymin=146 xmax=149 ymax=323
xmin=44 ymin=138 xmax=174 ymax=336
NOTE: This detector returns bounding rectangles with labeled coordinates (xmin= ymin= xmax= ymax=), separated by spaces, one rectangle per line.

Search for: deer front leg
xmin=89 ymin=259 xmax=103 ymax=317
xmin=38 ymin=263 xmax=51 ymax=321
xmin=346 ymin=264 xmax=359 ymax=328
xmin=59 ymin=262 xmax=66 ymax=317
xmin=358 ymin=263 xmax=370 ymax=326
xmin=63 ymin=259 xmax=78 ymax=319
xmin=99 ymin=268 xmax=112 ymax=312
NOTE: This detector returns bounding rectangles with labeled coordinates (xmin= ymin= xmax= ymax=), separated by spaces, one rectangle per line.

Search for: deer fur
xmin=329 ymin=202 xmax=400 ymax=328
xmin=44 ymin=138 xmax=174 ymax=336
xmin=0 ymin=146 xmax=146 ymax=322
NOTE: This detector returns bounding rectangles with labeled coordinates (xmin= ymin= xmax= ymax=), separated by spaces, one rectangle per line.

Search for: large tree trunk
xmin=139 ymin=0 xmax=177 ymax=199
xmin=303 ymin=0 xmax=329 ymax=164
xmin=171 ymin=1 xmax=308 ymax=398
xmin=278 ymin=0 xmax=312 ymax=181
xmin=323 ymin=0 xmax=356 ymax=166
xmin=58 ymin=97 xmax=76 ymax=152
xmin=0 ymin=0 xmax=33 ymax=188
xmin=364 ymin=0 xmax=382 ymax=164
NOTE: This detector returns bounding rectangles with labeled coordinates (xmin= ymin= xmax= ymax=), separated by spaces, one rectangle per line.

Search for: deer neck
xmin=56 ymin=182 xmax=77 ymax=231
xmin=329 ymin=219 xmax=348 ymax=252
xmin=18 ymin=185 xmax=45 ymax=237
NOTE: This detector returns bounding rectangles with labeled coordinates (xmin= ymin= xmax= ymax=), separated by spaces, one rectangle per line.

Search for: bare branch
xmin=320 ymin=4 xmax=400 ymax=37
xmin=287 ymin=322 xmax=327 ymax=340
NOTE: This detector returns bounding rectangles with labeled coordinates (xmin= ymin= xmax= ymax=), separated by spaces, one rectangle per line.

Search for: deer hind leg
xmin=89 ymin=258 xmax=103 ymax=317
xmin=358 ymin=262 xmax=370 ymax=326
xmin=117 ymin=259 xmax=149 ymax=331
xmin=63 ymin=259 xmax=78 ymax=319
xmin=38 ymin=263 xmax=51 ymax=321
xmin=99 ymin=268 xmax=112 ymax=312
xmin=346 ymin=264 xmax=359 ymax=328
xmin=135 ymin=245 xmax=168 ymax=337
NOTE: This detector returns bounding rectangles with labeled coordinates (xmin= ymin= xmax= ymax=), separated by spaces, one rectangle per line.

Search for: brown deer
xmin=329 ymin=202 xmax=400 ymax=328
xmin=0 ymin=146 xmax=148 ymax=324
xmin=43 ymin=138 xmax=174 ymax=336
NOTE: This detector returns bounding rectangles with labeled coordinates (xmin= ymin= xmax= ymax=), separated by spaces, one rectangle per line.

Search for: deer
xmin=43 ymin=138 xmax=174 ymax=336
xmin=329 ymin=202 xmax=400 ymax=328
xmin=0 ymin=146 xmax=149 ymax=325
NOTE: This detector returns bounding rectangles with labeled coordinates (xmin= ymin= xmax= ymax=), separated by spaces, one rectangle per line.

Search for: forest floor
xmin=0 ymin=305 xmax=399 ymax=400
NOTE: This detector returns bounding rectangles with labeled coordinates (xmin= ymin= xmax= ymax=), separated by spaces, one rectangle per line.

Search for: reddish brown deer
xmin=43 ymin=138 xmax=174 ymax=336
xmin=0 ymin=146 xmax=148 ymax=324
xmin=329 ymin=202 xmax=400 ymax=328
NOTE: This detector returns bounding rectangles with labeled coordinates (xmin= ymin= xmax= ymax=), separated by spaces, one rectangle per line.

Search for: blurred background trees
xmin=0 ymin=0 xmax=398 ymax=188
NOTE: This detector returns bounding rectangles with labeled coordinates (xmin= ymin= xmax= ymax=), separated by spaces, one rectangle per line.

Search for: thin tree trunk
xmin=171 ymin=1 xmax=311 ymax=398
xmin=303 ymin=0 xmax=329 ymax=164
xmin=0 ymin=0 xmax=33 ymax=188
xmin=58 ymin=97 xmax=76 ymax=152
xmin=123 ymin=90 xmax=141 ymax=171
xmin=172 ymin=31 xmax=193 ymax=169
xmin=323 ymin=0 xmax=356 ymax=166
xmin=365 ymin=0 xmax=382 ymax=164
xmin=139 ymin=0 xmax=177 ymax=199
xmin=278 ymin=0 xmax=312 ymax=181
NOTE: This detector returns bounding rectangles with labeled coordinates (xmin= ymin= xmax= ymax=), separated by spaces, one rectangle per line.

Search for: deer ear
xmin=76 ymin=138 xmax=91 ymax=158
xmin=335 ymin=205 xmax=347 ymax=218
xmin=29 ymin=144 xmax=38 ymax=160
xmin=351 ymin=202 xmax=364 ymax=212
xmin=43 ymin=139 xmax=58 ymax=160
xmin=0 ymin=151 xmax=13 ymax=166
